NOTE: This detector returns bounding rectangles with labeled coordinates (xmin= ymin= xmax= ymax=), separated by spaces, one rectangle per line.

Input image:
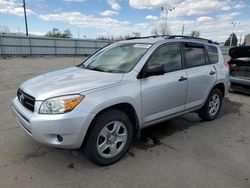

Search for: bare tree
xmin=151 ymin=22 xmax=171 ymax=36
xmin=45 ymin=28 xmax=72 ymax=38
xmin=190 ymin=30 xmax=200 ymax=38
xmin=132 ymin=32 xmax=141 ymax=37
xmin=0 ymin=25 xmax=10 ymax=34
xmin=151 ymin=27 xmax=159 ymax=36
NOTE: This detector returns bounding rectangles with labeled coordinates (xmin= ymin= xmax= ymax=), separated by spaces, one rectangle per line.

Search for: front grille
xmin=17 ymin=89 xmax=35 ymax=112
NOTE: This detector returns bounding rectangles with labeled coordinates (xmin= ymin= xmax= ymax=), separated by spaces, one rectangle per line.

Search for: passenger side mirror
xmin=143 ymin=64 xmax=166 ymax=78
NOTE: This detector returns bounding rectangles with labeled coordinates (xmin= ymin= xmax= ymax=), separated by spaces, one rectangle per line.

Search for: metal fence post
xmin=54 ymin=39 xmax=57 ymax=56
xmin=75 ymin=39 xmax=77 ymax=56
xmin=29 ymin=37 xmax=32 ymax=55
xmin=0 ymin=35 xmax=3 ymax=55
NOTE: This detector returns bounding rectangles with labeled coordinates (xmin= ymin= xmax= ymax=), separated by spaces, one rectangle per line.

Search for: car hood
xmin=20 ymin=67 xmax=123 ymax=100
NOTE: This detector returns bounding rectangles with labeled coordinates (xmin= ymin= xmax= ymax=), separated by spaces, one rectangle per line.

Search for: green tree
xmin=62 ymin=29 xmax=72 ymax=38
xmin=225 ymin=33 xmax=238 ymax=46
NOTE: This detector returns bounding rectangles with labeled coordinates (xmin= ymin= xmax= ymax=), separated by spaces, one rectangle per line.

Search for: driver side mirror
xmin=142 ymin=64 xmax=166 ymax=78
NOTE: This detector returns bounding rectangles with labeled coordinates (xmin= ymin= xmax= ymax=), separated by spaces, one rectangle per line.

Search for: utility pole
xmin=181 ymin=24 xmax=185 ymax=36
xmin=23 ymin=0 xmax=29 ymax=36
xmin=229 ymin=21 xmax=240 ymax=47
xmin=239 ymin=33 xmax=242 ymax=46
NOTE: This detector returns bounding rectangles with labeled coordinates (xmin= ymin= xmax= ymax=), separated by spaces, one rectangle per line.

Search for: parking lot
xmin=0 ymin=57 xmax=249 ymax=188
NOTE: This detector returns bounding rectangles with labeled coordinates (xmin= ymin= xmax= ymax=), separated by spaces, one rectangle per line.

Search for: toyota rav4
xmin=12 ymin=36 xmax=229 ymax=165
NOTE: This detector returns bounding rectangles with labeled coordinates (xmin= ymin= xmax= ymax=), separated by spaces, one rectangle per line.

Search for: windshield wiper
xmin=76 ymin=63 xmax=86 ymax=68
xmin=86 ymin=67 xmax=105 ymax=72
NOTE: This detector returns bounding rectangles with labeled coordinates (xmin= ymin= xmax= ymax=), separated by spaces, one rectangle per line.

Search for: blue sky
xmin=0 ymin=0 xmax=249 ymax=42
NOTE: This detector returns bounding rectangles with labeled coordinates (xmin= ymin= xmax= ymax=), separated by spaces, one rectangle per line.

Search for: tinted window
xmin=148 ymin=43 xmax=182 ymax=72
xmin=206 ymin=45 xmax=218 ymax=64
xmin=184 ymin=46 xmax=206 ymax=68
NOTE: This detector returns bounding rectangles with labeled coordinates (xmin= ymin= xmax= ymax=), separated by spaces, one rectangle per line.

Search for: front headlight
xmin=39 ymin=95 xmax=84 ymax=114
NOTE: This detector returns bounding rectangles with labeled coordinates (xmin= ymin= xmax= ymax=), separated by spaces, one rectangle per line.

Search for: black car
xmin=229 ymin=46 xmax=250 ymax=94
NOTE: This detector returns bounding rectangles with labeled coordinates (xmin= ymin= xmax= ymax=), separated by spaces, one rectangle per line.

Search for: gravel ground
xmin=0 ymin=57 xmax=249 ymax=188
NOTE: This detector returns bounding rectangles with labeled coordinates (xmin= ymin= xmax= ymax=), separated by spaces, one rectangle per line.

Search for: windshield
xmin=82 ymin=43 xmax=151 ymax=73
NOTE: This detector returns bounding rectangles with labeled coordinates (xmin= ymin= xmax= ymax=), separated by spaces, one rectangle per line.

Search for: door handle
xmin=178 ymin=76 xmax=188 ymax=81
xmin=209 ymin=71 xmax=216 ymax=75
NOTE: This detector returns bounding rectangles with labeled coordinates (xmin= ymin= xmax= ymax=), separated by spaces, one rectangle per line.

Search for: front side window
xmin=83 ymin=43 xmax=151 ymax=73
xmin=147 ymin=43 xmax=182 ymax=72
xmin=184 ymin=45 xmax=207 ymax=68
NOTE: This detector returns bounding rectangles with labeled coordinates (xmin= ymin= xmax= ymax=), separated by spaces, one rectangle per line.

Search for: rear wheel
xmin=84 ymin=109 xmax=133 ymax=166
xmin=198 ymin=89 xmax=222 ymax=121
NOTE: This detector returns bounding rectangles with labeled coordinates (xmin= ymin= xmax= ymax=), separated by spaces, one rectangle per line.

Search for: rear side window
xmin=205 ymin=45 xmax=218 ymax=64
xmin=184 ymin=45 xmax=206 ymax=68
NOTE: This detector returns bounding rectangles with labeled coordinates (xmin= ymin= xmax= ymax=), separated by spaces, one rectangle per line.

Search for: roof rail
xmin=126 ymin=35 xmax=167 ymax=40
xmin=167 ymin=35 xmax=218 ymax=44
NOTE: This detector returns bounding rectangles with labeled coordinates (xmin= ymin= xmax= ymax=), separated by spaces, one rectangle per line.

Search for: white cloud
xmin=38 ymin=12 xmax=156 ymax=37
xmin=216 ymin=12 xmax=241 ymax=21
xmin=166 ymin=11 xmax=247 ymax=42
xmin=29 ymin=31 xmax=46 ymax=36
xmin=175 ymin=0 xmax=231 ymax=16
xmin=107 ymin=0 xmax=121 ymax=11
xmin=63 ymin=0 xmax=85 ymax=2
xmin=234 ymin=3 xmax=245 ymax=9
xmin=37 ymin=8 xmax=249 ymax=43
xmin=39 ymin=12 xmax=129 ymax=31
xmin=130 ymin=0 xmax=232 ymax=17
xmin=197 ymin=16 xmax=213 ymax=22
xmin=221 ymin=5 xmax=231 ymax=11
xmin=146 ymin=15 xmax=158 ymax=20
xmin=0 ymin=0 xmax=34 ymax=16
xmin=129 ymin=0 xmax=167 ymax=9
xmin=100 ymin=10 xmax=118 ymax=17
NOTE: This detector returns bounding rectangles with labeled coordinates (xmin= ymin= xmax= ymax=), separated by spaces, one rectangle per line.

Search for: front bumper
xmin=11 ymin=97 xmax=94 ymax=149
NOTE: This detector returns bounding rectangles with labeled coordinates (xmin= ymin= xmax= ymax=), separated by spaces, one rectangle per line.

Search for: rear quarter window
xmin=206 ymin=45 xmax=218 ymax=64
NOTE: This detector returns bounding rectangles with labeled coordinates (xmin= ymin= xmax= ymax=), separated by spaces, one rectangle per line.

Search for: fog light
xmin=57 ymin=135 xmax=63 ymax=142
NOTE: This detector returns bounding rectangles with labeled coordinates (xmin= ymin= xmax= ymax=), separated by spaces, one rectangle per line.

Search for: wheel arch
xmin=213 ymin=82 xmax=225 ymax=98
xmin=82 ymin=102 xmax=140 ymax=147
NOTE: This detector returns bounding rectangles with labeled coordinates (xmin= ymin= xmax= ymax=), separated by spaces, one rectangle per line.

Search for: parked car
xmin=12 ymin=36 xmax=229 ymax=165
xmin=228 ymin=46 xmax=250 ymax=94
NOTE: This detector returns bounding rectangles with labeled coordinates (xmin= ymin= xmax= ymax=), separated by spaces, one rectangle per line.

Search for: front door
xmin=141 ymin=43 xmax=188 ymax=125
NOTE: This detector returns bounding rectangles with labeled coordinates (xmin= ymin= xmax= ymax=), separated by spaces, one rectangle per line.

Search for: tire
xmin=198 ymin=89 xmax=222 ymax=121
xmin=83 ymin=109 xmax=133 ymax=166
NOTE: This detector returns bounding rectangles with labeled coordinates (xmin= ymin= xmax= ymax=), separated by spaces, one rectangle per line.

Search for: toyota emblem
xmin=19 ymin=93 xmax=25 ymax=103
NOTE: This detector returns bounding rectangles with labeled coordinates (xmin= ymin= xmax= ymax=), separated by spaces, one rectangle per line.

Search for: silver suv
xmin=12 ymin=36 xmax=229 ymax=165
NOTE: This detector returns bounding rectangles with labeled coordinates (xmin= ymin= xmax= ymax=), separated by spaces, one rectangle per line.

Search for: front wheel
xmin=198 ymin=89 xmax=222 ymax=121
xmin=83 ymin=109 xmax=133 ymax=166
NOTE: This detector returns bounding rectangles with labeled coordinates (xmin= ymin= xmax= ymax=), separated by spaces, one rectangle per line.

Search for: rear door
xmin=183 ymin=42 xmax=217 ymax=109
